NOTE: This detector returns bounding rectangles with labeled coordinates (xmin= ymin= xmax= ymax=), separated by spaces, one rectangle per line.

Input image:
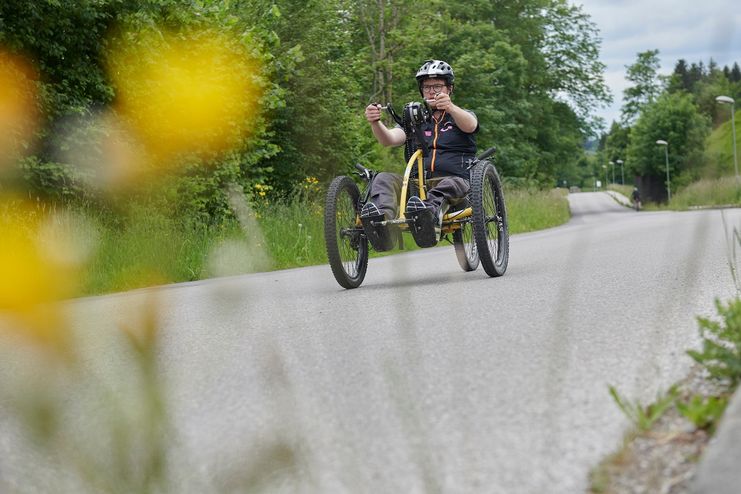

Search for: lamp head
xmin=716 ymin=95 xmax=735 ymax=105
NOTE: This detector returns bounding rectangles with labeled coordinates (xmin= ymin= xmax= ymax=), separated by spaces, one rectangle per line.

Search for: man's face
xmin=420 ymin=77 xmax=450 ymax=105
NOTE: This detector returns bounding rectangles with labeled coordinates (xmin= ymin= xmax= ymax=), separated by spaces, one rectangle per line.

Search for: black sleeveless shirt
xmin=417 ymin=110 xmax=478 ymax=179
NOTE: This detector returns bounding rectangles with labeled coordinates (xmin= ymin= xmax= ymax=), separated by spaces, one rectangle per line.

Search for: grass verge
xmin=16 ymin=184 xmax=570 ymax=297
xmin=670 ymin=176 xmax=741 ymax=210
xmin=506 ymin=186 xmax=570 ymax=234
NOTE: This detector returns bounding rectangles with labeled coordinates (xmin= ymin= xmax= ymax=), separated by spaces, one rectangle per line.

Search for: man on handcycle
xmin=361 ymin=59 xmax=479 ymax=250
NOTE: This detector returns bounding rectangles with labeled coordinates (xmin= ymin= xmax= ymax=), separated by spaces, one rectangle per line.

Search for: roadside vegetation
xmin=46 ymin=179 xmax=568 ymax=296
xmin=590 ymin=216 xmax=741 ymax=493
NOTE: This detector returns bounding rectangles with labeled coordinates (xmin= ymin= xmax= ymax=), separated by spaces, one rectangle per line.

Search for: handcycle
xmin=323 ymin=101 xmax=509 ymax=289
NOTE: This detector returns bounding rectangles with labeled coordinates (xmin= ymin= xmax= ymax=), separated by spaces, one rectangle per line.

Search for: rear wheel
xmin=470 ymin=162 xmax=509 ymax=277
xmin=324 ymin=176 xmax=368 ymax=288
xmin=452 ymin=221 xmax=479 ymax=271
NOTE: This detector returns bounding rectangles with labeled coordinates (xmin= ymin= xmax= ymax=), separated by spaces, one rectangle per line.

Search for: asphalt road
xmin=2 ymin=192 xmax=740 ymax=493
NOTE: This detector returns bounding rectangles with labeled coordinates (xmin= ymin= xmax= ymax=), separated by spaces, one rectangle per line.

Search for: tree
xmin=666 ymin=59 xmax=691 ymax=94
xmin=414 ymin=0 xmax=610 ymax=183
xmin=621 ymin=49 xmax=662 ymax=125
xmin=688 ymin=62 xmax=705 ymax=90
xmin=539 ymin=0 xmax=611 ymax=126
xmin=626 ymin=92 xmax=709 ymax=200
xmin=1 ymin=0 xmax=615 ymax=215
xmin=603 ymin=121 xmax=630 ymax=174
xmin=731 ymin=62 xmax=741 ymax=83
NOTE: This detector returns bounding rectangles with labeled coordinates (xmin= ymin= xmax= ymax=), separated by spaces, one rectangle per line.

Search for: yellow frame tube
xmin=399 ymin=149 xmax=425 ymax=219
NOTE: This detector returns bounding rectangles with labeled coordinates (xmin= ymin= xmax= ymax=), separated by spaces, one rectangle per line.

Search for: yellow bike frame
xmin=390 ymin=148 xmax=472 ymax=234
xmin=399 ymin=149 xmax=425 ymax=219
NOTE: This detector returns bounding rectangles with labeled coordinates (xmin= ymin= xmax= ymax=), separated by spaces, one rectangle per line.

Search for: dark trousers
xmin=369 ymin=172 xmax=470 ymax=219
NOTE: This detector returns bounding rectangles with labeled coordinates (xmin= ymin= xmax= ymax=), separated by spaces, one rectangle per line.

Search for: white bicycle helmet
xmin=415 ymin=59 xmax=454 ymax=85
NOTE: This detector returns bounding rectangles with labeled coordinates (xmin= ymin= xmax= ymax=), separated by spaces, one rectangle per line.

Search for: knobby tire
xmin=324 ymin=176 xmax=368 ymax=289
xmin=470 ymin=162 xmax=509 ymax=277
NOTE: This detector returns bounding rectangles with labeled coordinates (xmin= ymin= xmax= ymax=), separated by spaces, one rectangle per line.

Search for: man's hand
xmin=365 ymin=104 xmax=382 ymax=123
xmin=365 ymin=103 xmax=405 ymax=147
xmin=429 ymin=93 xmax=478 ymax=133
xmin=429 ymin=92 xmax=452 ymax=112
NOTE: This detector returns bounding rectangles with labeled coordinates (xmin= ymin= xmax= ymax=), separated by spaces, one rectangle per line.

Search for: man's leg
xmin=406 ymin=176 xmax=470 ymax=248
xmin=361 ymin=172 xmax=401 ymax=251
xmin=367 ymin=172 xmax=402 ymax=220
xmin=424 ymin=176 xmax=470 ymax=212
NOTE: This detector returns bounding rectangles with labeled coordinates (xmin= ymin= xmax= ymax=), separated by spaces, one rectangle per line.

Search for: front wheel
xmin=470 ymin=162 xmax=509 ymax=277
xmin=324 ymin=176 xmax=368 ymax=288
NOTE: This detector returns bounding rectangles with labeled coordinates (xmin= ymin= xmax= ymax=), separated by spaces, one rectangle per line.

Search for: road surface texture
xmin=1 ymin=192 xmax=739 ymax=493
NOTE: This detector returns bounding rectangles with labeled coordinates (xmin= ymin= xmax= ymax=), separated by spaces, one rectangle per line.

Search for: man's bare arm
xmin=365 ymin=104 xmax=407 ymax=147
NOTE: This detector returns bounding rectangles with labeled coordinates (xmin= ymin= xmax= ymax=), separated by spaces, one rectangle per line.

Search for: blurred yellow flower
xmin=107 ymin=27 xmax=263 ymax=169
xmin=0 ymin=200 xmax=92 ymax=353
xmin=0 ymin=49 xmax=38 ymax=170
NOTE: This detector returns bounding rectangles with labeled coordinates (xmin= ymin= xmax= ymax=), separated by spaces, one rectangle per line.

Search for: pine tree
xmin=731 ymin=62 xmax=741 ymax=83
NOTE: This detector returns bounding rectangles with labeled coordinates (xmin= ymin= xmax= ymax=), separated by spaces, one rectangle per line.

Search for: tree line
xmin=594 ymin=49 xmax=741 ymax=201
xmin=1 ymin=0 xmax=611 ymax=225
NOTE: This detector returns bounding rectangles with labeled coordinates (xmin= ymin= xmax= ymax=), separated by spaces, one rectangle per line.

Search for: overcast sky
xmin=573 ymin=0 xmax=741 ymax=128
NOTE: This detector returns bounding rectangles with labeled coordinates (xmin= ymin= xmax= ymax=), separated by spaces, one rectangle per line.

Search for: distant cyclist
xmin=631 ymin=187 xmax=641 ymax=211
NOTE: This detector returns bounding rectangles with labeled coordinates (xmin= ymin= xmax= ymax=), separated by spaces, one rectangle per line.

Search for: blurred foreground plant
xmin=608 ymin=385 xmax=679 ymax=432
xmin=0 ymin=50 xmax=39 ymax=171
xmin=0 ymin=16 xmax=300 ymax=492
xmin=687 ymin=298 xmax=741 ymax=387
xmin=0 ymin=198 xmax=88 ymax=354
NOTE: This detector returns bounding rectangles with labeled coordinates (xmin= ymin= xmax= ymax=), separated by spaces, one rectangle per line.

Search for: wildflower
xmin=0 ymin=201 xmax=91 ymax=354
xmin=106 ymin=27 xmax=263 ymax=169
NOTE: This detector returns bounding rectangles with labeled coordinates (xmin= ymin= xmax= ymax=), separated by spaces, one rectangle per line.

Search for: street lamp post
xmin=617 ymin=159 xmax=624 ymax=185
xmin=716 ymin=95 xmax=739 ymax=186
xmin=656 ymin=140 xmax=671 ymax=202
xmin=609 ymin=161 xmax=615 ymax=184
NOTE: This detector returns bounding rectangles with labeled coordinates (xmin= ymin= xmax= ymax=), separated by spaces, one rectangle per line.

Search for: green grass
xmin=51 ymin=184 xmax=571 ymax=296
xmin=255 ymin=195 xmax=327 ymax=269
xmin=82 ymin=209 xmax=247 ymax=295
xmin=506 ymin=187 xmax=570 ymax=233
xmin=704 ymin=110 xmax=740 ymax=179
xmin=669 ymin=176 xmax=741 ymax=209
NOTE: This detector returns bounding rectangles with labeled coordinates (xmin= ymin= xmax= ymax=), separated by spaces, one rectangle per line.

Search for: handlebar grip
xmin=476 ymin=147 xmax=496 ymax=161
xmin=354 ymin=163 xmax=369 ymax=173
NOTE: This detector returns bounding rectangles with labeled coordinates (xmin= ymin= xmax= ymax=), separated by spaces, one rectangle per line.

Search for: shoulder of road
xmin=594 ymin=190 xmax=741 ymax=493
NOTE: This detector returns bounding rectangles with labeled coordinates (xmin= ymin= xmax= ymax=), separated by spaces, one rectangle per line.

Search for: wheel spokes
xmin=483 ymin=176 xmax=500 ymax=257
xmin=462 ymin=222 xmax=478 ymax=264
xmin=336 ymin=194 xmax=360 ymax=278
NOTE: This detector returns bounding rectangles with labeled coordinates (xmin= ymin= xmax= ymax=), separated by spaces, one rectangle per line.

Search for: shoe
xmin=405 ymin=196 xmax=438 ymax=248
xmin=360 ymin=202 xmax=394 ymax=251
